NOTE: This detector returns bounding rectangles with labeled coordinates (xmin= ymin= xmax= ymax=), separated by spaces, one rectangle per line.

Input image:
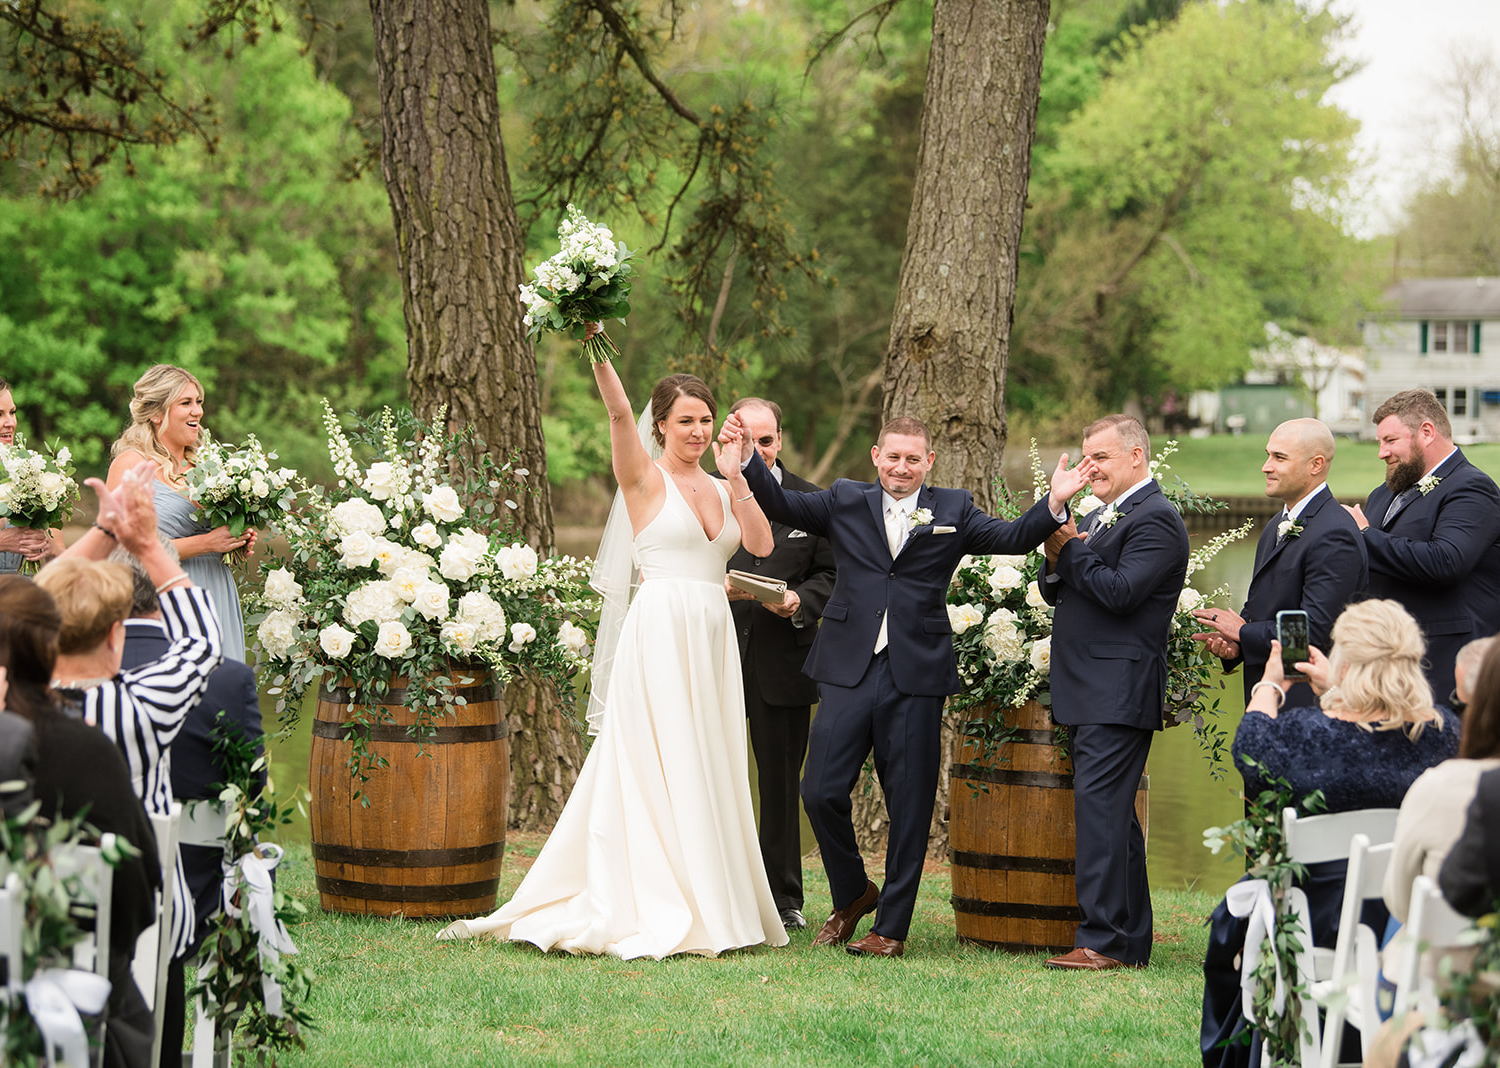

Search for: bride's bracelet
xmin=736 ymin=493 xmax=754 ymax=502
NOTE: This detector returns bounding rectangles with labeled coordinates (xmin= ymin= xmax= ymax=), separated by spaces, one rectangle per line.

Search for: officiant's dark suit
xmin=720 ymin=399 xmax=836 ymax=922
xmin=742 ymin=422 xmax=1064 ymax=953
xmin=1226 ymin=486 xmax=1368 ymax=708
xmin=1042 ymin=416 xmax=1189 ymax=969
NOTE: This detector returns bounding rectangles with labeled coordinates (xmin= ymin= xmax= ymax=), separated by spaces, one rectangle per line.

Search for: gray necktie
xmin=1383 ymin=488 xmax=1416 ymax=527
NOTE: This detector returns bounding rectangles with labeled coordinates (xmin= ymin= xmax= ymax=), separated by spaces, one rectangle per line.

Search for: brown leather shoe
xmin=811 ymin=879 xmax=879 ymax=946
xmin=846 ymin=932 xmax=904 ymax=957
xmin=1043 ymin=947 xmax=1136 ymax=971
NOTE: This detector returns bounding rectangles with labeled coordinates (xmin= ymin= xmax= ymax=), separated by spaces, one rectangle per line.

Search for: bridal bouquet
xmin=518 ymin=204 xmax=635 ymax=363
xmin=948 ymin=441 xmax=1251 ymax=771
xmin=0 ymin=435 xmax=79 ymax=547
xmin=183 ymin=432 xmax=297 ymax=537
xmin=247 ymin=402 xmax=599 ymax=782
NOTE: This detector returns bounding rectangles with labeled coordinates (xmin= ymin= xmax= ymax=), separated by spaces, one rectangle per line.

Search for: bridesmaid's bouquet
xmin=183 ymin=432 xmax=297 ymax=537
xmin=518 ymin=204 xmax=635 ymax=363
xmin=0 ymin=436 xmax=79 ymax=538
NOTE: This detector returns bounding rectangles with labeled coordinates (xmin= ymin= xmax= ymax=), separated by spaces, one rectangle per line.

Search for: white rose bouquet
xmin=0 ymin=435 xmax=78 ymax=571
xmin=518 ymin=204 xmax=635 ymax=364
xmin=246 ymin=402 xmax=599 ymax=784
xmin=947 ymin=440 xmax=1251 ymax=773
xmin=183 ymin=432 xmax=296 ymax=538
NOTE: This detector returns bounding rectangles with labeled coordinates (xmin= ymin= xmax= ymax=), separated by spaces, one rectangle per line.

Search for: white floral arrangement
xmin=183 ymin=432 xmax=297 ymax=538
xmin=518 ymin=204 xmax=635 ymax=363
xmin=0 ymin=435 xmax=77 ymax=571
xmin=247 ymin=403 xmax=598 ymax=782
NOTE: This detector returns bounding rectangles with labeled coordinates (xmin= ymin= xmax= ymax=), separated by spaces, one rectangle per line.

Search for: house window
xmin=1435 ymin=387 xmax=1448 ymax=408
xmin=1434 ymin=323 xmax=1449 ymax=352
xmin=1454 ymin=388 xmax=1469 ymax=417
xmin=1454 ymin=322 xmax=1471 ymax=354
xmin=1419 ymin=320 xmax=1481 ymax=354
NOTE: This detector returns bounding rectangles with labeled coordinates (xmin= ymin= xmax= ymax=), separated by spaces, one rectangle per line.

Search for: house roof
xmin=1385 ymin=277 xmax=1500 ymax=317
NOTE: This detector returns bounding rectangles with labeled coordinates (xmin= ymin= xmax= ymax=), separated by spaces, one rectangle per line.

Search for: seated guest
xmin=0 ymin=685 xmax=38 ymax=818
xmin=1201 ymin=599 xmax=1460 ymax=1068
xmin=0 ymin=578 xmax=160 ymax=1068
xmin=1440 ymin=764 xmax=1500 ymax=917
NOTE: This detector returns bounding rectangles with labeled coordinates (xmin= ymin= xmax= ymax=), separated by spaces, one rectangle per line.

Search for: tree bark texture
xmin=883 ymin=0 xmax=1051 ymax=512
xmin=368 ymin=0 xmax=582 ymax=830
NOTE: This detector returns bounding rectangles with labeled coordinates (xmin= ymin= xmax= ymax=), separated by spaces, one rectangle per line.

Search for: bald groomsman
xmin=1192 ymin=419 xmax=1368 ymax=707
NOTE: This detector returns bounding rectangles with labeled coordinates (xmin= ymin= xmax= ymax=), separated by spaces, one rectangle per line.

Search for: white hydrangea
xmin=1029 ymin=635 xmax=1053 ymax=675
xmin=495 ymin=543 xmax=539 ymax=582
xmin=318 ymin=623 xmax=356 ymax=659
xmin=374 ymin=620 xmax=413 ymax=658
xmin=456 ymin=591 xmax=507 ymax=642
xmin=947 ymin=603 xmax=985 ymax=636
xmin=982 ymin=607 xmax=1025 ymax=662
xmin=263 ymin=567 xmax=304 ymax=608
xmin=257 ymin=609 xmax=302 ymax=659
xmin=423 ymin=485 xmax=465 ymax=524
xmin=330 ymin=497 xmax=387 ymax=537
xmin=344 ymin=580 xmax=406 ymax=627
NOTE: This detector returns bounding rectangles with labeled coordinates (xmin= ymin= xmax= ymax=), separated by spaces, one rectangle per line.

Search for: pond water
xmin=263 ymin=523 xmax=1266 ymax=902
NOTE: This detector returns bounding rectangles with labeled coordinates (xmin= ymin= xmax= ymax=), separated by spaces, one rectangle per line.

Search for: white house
xmin=1362 ymin=277 xmax=1500 ymax=441
xmin=1249 ymin=323 xmax=1366 ymax=435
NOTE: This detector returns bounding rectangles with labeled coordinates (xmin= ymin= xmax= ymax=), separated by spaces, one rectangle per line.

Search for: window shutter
xmin=1420 ymin=320 xmax=1429 ymax=354
xmin=1475 ymin=321 xmax=1482 ymax=354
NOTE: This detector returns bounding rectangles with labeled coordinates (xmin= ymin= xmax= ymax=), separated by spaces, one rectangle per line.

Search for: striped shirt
xmin=73 ymin=585 xmax=223 ymax=958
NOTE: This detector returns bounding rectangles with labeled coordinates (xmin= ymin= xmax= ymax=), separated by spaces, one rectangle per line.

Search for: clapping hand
xmin=1047 ymin=452 xmax=1099 ymax=514
xmin=713 ymin=412 xmax=748 ymax=477
xmin=85 ymin=459 xmax=161 ymax=555
xmin=1044 ymin=519 xmax=1078 ymax=564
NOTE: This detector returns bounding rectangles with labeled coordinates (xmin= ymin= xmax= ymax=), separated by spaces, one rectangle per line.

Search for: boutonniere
xmin=1097 ymin=508 xmax=1120 ymax=530
xmin=909 ymin=507 xmax=934 ymax=528
xmin=1276 ymin=517 xmax=1303 ymax=540
xmin=1418 ymin=473 xmax=1442 ymax=496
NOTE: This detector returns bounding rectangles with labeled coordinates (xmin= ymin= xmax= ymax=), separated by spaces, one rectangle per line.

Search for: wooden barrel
xmin=310 ymin=672 xmax=510 ymax=918
xmin=948 ymin=700 xmax=1149 ymax=952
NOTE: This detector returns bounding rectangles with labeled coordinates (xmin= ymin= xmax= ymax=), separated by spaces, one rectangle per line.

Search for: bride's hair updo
xmin=650 ymin=374 xmax=716 ymax=447
xmin=111 ymin=363 xmax=205 ymax=476
xmin=1323 ymin=598 xmax=1439 ymax=739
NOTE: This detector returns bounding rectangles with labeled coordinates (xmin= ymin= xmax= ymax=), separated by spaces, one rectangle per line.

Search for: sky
xmin=1324 ymin=0 xmax=1500 ymax=235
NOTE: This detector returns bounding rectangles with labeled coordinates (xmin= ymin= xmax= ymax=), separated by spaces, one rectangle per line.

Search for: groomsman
xmin=1191 ymin=418 xmax=1367 ymax=707
xmin=735 ymin=415 xmax=1095 ymax=957
xmin=1344 ymin=389 xmax=1500 ymax=701
xmin=1041 ymin=414 xmax=1189 ymax=971
xmin=721 ymin=398 xmax=836 ymax=931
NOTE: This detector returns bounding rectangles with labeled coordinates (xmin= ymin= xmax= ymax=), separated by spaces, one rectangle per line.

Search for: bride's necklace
xmin=659 ymin=461 xmax=702 ymax=493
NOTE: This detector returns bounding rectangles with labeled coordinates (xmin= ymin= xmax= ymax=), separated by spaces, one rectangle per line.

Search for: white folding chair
xmin=0 ymin=871 xmax=24 ymax=1001
xmin=1309 ymin=835 xmax=1393 ymax=1067
xmin=51 ymin=835 xmax=115 ymax=980
xmin=178 ymin=800 xmax=231 ymax=1068
xmin=1277 ymin=807 xmax=1401 ymax=1068
xmin=1392 ymin=874 xmax=1474 ymax=1021
xmin=134 ymin=802 xmax=181 ymax=1068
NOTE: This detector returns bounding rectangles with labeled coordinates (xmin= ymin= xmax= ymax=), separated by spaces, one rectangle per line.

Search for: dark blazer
xmin=0 ymin=709 xmax=37 ymax=818
xmin=744 ymin=454 xmax=1063 ymax=695
xmin=724 ymin=462 xmax=837 ymax=707
xmin=1440 ymin=766 xmax=1500 ymax=918
xmin=1227 ymin=486 xmax=1368 ymax=706
xmin=1362 ymin=448 xmax=1500 ymax=700
xmin=1043 ymin=481 xmax=1190 ymax=731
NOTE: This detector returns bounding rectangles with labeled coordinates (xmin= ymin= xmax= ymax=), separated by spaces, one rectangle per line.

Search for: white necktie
xmin=875 ymin=505 xmax=905 ymax=653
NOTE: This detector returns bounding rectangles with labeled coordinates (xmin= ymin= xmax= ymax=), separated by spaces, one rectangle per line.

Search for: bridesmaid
xmin=107 ymin=364 xmax=255 ymax=661
xmin=0 ymin=377 xmax=63 ymax=573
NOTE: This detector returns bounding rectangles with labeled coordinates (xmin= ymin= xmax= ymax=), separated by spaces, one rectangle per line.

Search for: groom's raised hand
xmin=712 ymin=412 xmax=748 ymax=477
xmin=1047 ymin=453 xmax=1099 ymax=515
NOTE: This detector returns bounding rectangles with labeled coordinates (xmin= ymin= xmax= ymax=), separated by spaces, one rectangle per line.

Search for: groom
xmin=736 ymin=416 xmax=1095 ymax=957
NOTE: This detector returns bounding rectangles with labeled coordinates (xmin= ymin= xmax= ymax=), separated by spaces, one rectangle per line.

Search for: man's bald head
xmin=1262 ymin=418 xmax=1335 ymax=506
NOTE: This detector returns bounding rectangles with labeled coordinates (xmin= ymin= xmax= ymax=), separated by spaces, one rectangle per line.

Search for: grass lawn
xmin=253 ymin=835 xmax=1219 ymax=1067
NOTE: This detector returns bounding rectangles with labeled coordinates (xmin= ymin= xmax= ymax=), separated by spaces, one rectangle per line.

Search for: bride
xmin=438 ymin=341 xmax=788 ymax=958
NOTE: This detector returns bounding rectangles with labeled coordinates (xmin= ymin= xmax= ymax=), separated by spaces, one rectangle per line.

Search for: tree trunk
xmin=872 ymin=0 xmax=1051 ymax=858
xmin=883 ymin=0 xmax=1051 ymax=511
xmin=368 ymin=0 xmax=583 ymax=830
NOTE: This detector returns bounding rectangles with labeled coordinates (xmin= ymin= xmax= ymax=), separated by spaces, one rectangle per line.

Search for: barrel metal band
xmin=315 ymin=875 xmax=500 ymax=902
xmin=311 ymin=720 xmax=509 ymax=743
xmin=950 ymin=764 xmax=1072 ymax=789
xmin=319 ymin=681 xmax=499 ymax=705
xmin=948 ymin=849 xmax=1076 ymax=875
xmin=949 ymin=895 xmax=1083 ymax=922
xmin=312 ymin=841 xmax=505 ymax=868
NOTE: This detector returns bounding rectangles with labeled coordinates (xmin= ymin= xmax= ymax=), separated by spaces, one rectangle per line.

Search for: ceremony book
xmin=727 ymin=569 xmax=787 ymax=604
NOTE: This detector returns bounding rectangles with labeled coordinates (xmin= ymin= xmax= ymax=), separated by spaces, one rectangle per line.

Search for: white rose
xmin=363 ymin=461 xmax=397 ymax=501
xmin=338 ymin=530 xmax=379 ymax=569
xmin=411 ymin=521 xmax=442 ymax=549
xmin=413 ymin=581 xmax=451 ymax=622
xmin=423 ymin=485 xmax=465 ymax=524
xmin=1075 ymin=494 xmax=1105 ymax=517
xmin=319 ymin=623 xmax=356 ymax=659
xmin=39 ymin=471 xmax=66 ymax=498
xmin=1025 ymin=581 xmax=1048 ymax=610
xmin=344 ymin=580 xmax=406 ymax=627
xmin=508 ymin=622 xmax=537 ymax=653
xmin=439 ymin=539 xmax=484 ymax=582
xmin=372 ymin=537 xmax=405 ymax=577
xmin=264 ymin=567 xmax=304 ymax=608
xmin=946 ymin=603 xmax=985 ymax=636
xmin=55 ymin=446 xmax=70 ymax=465
xmin=989 ymin=555 xmax=1028 ymax=571
xmin=374 ymin=620 xmax=413 ymax=658
xmin=556 ymin=620 xmax=589 ymax=657
xmin=988 ymin=565 xmax=1025 ymax=595
xmin=256 ymin=609 xmax=302 ymax=659
xmin=1029 ymin=635 xmax=1053 ymax=675
xmin=330 ymin=497 xmax=387 ymax=536
xmin=1177 ymin=587 xmax=1203 ymax=614
xmin=441 ymin=617 xmax=479 ymax=654
xmin=390 ymin=565 xmax=430 ymax=603
xmin=495 ymin=543 xmax=540 ymax=582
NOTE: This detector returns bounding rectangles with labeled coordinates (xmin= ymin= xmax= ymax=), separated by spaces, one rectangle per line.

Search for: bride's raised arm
xmin=589 ymin=332 xmax=654 ymax=501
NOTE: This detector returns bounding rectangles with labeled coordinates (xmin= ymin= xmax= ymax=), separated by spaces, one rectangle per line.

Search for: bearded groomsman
xmin=1344 ymin=389 xmax=1500 ymax=701
xmin=721 ymin=398 xmax=836 ymax=931
xmin=1191 ymin=418 xmax=1367 ymax=707
xmin=1041 ymin=414 xmax=1189 ymax=972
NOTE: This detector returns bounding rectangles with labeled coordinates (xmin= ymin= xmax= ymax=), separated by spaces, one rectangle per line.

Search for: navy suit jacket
xmin=1228 ymin=487 xmax=1368 ymax=706
xmin=743 ymin=455 xmax=1063 ymax=695
xmin=1362 ymin=448 xmax=1500 ymax=700
xmin=1043 ymin=481 xmax=1190 ymax=731
xmin=723 ymin=462 xmax=837 ymax=708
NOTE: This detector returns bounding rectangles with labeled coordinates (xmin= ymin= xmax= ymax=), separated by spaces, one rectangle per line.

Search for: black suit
xmin=123 ymin=619 xmax=262 ymax=1068
xmin=724 ymin=461 xmax=836 ymax=914
xmin=1225 ymin=486 xmax=1368 ymax=707
xmin=1043 ymin=480 xmax=1189 ymax=965
xmin=1362 ymin=448 xmax=1500 ymax=701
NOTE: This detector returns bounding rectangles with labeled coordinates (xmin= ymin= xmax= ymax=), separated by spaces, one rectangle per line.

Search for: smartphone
xmin=1276 ymin=609 xmax=1310 ymax=682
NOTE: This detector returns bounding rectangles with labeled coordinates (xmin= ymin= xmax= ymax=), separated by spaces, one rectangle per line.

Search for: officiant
xmin=721 ymin=397 xmax=836 ymax=931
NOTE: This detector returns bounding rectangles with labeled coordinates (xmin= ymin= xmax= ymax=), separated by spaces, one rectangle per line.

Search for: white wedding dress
xmin=437 ymin=468 xmax=788 ymax=958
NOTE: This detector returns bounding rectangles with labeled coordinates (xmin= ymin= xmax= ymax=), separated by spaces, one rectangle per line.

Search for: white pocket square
xmin=933 ymin=525 xmax=957 ymax=535
xmin=786 ymin=529 xmax=809 ymax=538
